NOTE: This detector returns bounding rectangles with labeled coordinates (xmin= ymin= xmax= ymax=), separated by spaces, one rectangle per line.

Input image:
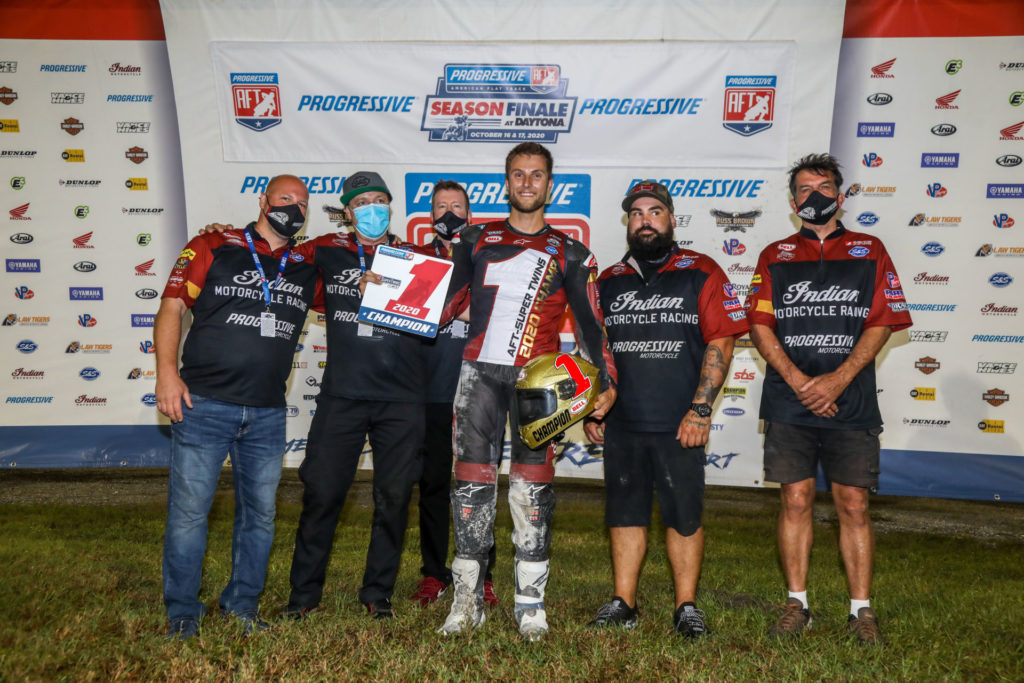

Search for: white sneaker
xmin=514 ymin=601 xmax=548 ymax=641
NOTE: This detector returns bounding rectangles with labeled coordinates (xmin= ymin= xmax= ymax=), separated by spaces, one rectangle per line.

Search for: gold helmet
xmin=513 ymin=352 xmax=602 ymax=449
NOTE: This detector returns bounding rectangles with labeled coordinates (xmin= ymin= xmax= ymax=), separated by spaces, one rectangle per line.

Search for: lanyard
xmin=356 ymin=243 xmax=367 ymax=275
xmin=244 ymin=229 xmax=290 ymax=310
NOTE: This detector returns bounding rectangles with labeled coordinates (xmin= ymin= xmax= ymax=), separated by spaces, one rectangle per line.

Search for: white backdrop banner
xmin=210 ymin=41 xmax=796 ymax=168
xmin=158 ymin=0 xmax=847 ymax=487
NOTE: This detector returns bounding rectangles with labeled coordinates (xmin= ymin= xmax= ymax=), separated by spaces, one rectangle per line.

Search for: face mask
xmin=795 ymin=190 xmax=839 ymax=225
xmin=353 ymin=203 xmax=390 ymax=239
xmin=264 ymin=202 xmax=305 ymax=238
xmin=433 ymin=211 xmax=466 ymax=240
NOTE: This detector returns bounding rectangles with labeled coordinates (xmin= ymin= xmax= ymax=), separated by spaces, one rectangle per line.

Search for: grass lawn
xmin=1 ymin=472 xmax=1022 ymax=681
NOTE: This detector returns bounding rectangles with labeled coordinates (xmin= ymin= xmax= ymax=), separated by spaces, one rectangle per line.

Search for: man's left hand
xmin=590 ymin=387 xmax=617 ymax=421
xmin=676 ymin=410 xmax=711 ymax=448
xmin=798 ymin=371 xmax=848 ymax=415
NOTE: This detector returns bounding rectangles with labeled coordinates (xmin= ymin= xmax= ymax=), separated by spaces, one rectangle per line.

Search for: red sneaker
xmin=483 ymin=580 xmax=499 ymax=607
xmin=409 ymin=576 xmax=448 ymax=607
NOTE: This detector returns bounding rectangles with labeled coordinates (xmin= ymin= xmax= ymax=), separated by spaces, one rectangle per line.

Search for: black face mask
xmin=264 ymin=202 xmax=305 ymax=238
xmin=795 ymin=190 xmax=839 ymax=226
xmin=627 ymin=225 xmax=675 ymax=262
xmin=433 ymin=211 xmax=467 ymax=240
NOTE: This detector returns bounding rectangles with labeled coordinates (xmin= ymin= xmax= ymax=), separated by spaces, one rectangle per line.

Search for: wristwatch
xmin=689 ymin=402 xmax=713 ymax=418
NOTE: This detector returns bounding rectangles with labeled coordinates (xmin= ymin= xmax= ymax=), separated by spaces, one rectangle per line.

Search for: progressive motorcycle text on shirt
xmin=221 ymin=269 xmax=310 ymax=339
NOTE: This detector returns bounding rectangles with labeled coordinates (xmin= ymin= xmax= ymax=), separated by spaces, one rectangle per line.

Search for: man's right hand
xmin=156 ymin=374 xmax=192 ymax=423
xmin=583 ymin=418 xmax=605 ymax=445
xmin=200 ymin=222 xmax=233 ymax=235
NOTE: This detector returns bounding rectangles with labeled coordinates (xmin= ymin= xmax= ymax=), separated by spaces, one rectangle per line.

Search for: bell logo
xmin=135 ymin=259 xmax=156 ymax=276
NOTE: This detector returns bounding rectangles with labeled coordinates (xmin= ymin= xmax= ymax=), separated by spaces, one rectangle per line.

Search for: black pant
xmin=289 ymin=395 xmax=424 ymax=607
xmin=419 ymin=401 xmax=495 ymax=584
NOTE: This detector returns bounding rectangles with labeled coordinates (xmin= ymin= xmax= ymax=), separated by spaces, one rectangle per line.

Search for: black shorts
xmin=602 ymin=424 xmax=705 ymax=536
xmin=762 ymin=421 xmax=881 ymax=489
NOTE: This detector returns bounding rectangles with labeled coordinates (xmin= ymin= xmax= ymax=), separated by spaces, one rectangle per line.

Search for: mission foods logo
xmin=231 ymin=72 xmax=281 ymax=131
xmin=722 ymin=75 xmax=775 ymax=137
xmin=404 ymin=172 xmax=591 ymax=245
xmin=422 ymin=64 xmax=576 ymax=144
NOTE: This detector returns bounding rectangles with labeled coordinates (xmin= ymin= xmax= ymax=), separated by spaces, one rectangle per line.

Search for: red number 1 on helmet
xmin=554 ymin=353 xmax=591 ymax=399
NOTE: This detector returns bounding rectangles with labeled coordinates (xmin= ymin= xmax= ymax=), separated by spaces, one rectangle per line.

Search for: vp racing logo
xmin=722 ymin=75 xmax=775 ymax=137
xmin=231 ymin=73 xmax=281 ymax=131
xmin=422 ymin=64 xmax=576 ymax=143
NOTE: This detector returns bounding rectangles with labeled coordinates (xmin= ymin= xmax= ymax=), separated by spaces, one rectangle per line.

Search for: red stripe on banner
xmin=844 ymin=0 xmax=1024 ymax=38
xmin=0 ymin=0 xmax=165 ymax=40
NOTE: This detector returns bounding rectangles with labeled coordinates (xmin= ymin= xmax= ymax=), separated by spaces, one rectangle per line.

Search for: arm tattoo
xmin=694 ymin=343 xmax=729 ymax=404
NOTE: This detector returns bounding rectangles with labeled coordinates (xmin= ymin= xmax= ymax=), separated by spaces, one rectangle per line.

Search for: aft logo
xmin=862 ymin=153 xmax=883 ymax=167
xmin=870 ymin=58 xmax=896 ymax=78
xmin=231 ymin=72 xmax=282 ymax=131
xmin=404 ymin=172 xmax=591 ymax=245
xmin=722 ymin=75 xmax=775 ymax=137
xmin=422 ymin=63 xmax=576 ymax=143
xmin=934 ymin=90 xmax=960 ymax=109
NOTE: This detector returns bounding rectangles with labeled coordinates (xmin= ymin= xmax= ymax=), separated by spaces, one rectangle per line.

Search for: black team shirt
xmin=745 ymin=224 xmax=912 ymax=429
xmin=598 ymin=244 xmax=749 ymax=431
xmin=161 ymin=225 xmax=319 ymax=407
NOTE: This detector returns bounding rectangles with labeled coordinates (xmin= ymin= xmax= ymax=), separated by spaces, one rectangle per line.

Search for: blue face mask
xmin=352 ymin=203 xmax=390 ymax=239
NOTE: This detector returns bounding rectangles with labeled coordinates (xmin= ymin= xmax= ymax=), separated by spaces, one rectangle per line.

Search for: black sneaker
xmin=225 ymin=608 xmax=272 ymax=634
xmin=167 ymin=616 xmax=200 ymax=641
xmin=281 ymin=604 xmax=319 ymax=621
xmin=364 ymin=598 xmax=394 ymax=619
xmin=673 ymin=602 xmax=710 ymax=639
xmin=588 ymin=596 xmax=639 ymax=629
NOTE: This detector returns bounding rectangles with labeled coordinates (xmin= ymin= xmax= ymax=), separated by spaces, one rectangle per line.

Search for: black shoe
xmin=364 ymin=598 xmax=394 ymax=619
xmin=281 ymin=604 xmax=319 ymax=621
xmin=673 ymin=602 xmax=710 ymax=639
xmin=224 ymin=608 xmax=272 ymax=634
xmin=167 ymin=616 xmax=200 ymax=641
xmin=588 ymin=596 xmax=639 ymax=629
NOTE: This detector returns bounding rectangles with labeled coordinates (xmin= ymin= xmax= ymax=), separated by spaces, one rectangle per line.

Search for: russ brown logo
xmin=231 ymin=73 xmax=281 ymax=131
xmin=422 ymin=63 xmax=576 ymax=143
xmin=722 ymin=75 xmax=775 ymax=137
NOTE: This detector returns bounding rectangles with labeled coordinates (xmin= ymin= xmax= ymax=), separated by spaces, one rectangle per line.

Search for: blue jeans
xmin=163 ymin=394 xmax=285 ymax=620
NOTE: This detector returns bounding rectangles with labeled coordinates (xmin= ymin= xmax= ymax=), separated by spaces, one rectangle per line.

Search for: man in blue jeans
xmin=155 ymin=175 xmax=319 ymax=639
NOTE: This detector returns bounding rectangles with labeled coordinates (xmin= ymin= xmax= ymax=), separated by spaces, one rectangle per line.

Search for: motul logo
xmin=134 ymin=259 xmax=156 ymax=276
xmin=870 ymin=58 xmax=896 ymax=78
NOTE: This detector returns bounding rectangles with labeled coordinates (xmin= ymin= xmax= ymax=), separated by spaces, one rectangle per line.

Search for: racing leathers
xmin=438 ymin=220 xmax=616 ymax=635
